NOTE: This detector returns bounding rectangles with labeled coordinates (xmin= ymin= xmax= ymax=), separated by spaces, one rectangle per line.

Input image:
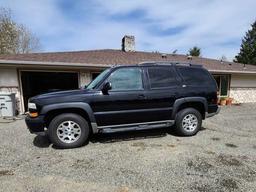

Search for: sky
xmin=1 ymin=0 xmax=256 ymax=60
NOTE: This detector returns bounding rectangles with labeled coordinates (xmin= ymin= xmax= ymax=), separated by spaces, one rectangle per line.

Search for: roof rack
xmin=138 ymin=61 xmax=202 ymax=67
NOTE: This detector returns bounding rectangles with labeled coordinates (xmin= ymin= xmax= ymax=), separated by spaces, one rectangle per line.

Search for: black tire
xmin=48 ymin=113 xmax=90 ymax=149
xmin=175 ymin=108 xmax=202 ymax=136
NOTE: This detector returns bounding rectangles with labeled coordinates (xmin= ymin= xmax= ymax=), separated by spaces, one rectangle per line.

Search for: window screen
xmin=177 ymin=67 xmax=212 ymax=85
xmin=108 ymin=68 xmax=143 ymax=91
xmin=148 ymin=66 xmax=177 ymax=88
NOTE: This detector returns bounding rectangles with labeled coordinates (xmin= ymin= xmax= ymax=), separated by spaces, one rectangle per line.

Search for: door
xmin=91 ymin=67 xmax=149 ymax=126
xmin=143 ymin=66 xmax=179 ymax=121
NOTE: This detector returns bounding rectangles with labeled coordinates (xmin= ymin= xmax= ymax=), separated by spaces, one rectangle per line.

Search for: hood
xmin=29 ymin=89 xmax=95 ymax=106
xmin=32 ymin=89 xmax=84 ymax=100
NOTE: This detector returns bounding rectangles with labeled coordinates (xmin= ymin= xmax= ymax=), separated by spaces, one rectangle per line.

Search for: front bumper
xmin=205 ymin=107 xmax=221 ymax=118
xmin=25 ymin=115 xmax=45 ymax=134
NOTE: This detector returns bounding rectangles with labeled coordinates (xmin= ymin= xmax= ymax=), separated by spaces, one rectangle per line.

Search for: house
xmin=0 ymin=36 xmax=256 ymax=114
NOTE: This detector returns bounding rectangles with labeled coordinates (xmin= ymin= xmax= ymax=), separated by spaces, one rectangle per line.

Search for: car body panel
xmin=25 ymin=63 xmax=220 ymax=134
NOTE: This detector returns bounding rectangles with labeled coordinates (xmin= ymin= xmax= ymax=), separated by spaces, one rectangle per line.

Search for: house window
xmin=213 ymin=75 xmax=230 ymax=97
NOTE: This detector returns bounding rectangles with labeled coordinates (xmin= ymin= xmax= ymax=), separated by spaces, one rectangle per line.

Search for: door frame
xmin=212 ymin=74 xmax=231 ymax=97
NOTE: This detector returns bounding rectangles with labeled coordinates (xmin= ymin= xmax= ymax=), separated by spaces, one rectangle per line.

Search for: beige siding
xmin=230 ymin=74 xmax=256 ymax=103
xmin=0 ymin=68 xmax=19 ymax=87
xmin=230 ymin=74 xmax=256 ymax=88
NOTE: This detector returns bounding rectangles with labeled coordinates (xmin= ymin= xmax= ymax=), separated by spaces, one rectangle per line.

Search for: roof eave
xmin=0 ymin=59 xmax=110 ymax=68
xmin=1 ymin=59 xmax=256 ymax=74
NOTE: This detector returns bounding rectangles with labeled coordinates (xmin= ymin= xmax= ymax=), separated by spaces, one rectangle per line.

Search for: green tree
xmin=188 ymin=46 xmax=201 ymax=57
xmin=0 ymin=8 xmax=41 ymax=54
xmin=234 ymin=21 xmax=256 ymax=65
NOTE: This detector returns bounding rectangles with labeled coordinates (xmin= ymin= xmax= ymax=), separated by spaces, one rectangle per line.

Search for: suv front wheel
xmin=175 ymin=108 xmax=202 ymax=136
xmin=48 ymin=113 xmax=90 ymax=148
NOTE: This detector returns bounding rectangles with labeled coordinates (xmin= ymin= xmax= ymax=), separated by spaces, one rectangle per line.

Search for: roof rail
xmin=138 ymin=61 xmax=202 ymax=67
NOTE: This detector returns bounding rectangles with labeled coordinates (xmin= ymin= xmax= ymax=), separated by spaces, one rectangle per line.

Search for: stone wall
xmin=230 ymin=88 xmax=256 ymax=103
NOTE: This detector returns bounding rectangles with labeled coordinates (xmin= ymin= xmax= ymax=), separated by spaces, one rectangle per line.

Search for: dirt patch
xmin=131 ymin=142 xmax=147 ymax=151
xmin=217 ymin=155 xmax=242 ymax=166
xmin=205 ymin=150 xmax=216 ymax=155
xmin=187 ymin=158 xmax=213 ymax=173
xmin=131 ymin=142 xmax=146 ymax=147
xmin=219 ymin=178 xmax=239 ymax=191
xmin=211 ymin=137 xmax=220 ymax=141
xmin=167 ymin=144 xmax=175 ymax=148
xmin=225 ymin=143 xmax=238 ymax=148
xmin=116 ymin=186 xmax=129 ymax=192
xmin=70 ymin=159 xmax=95 ymax=169
xmin=0 ymin=170 xmax=14 ymax=176
xmin=191 ymin=183 xmax=215 ymax=192
xmin=150 ymin=144 xmax=162 ymax=147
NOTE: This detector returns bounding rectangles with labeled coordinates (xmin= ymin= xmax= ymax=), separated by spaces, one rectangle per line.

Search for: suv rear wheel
xmin=48 ymin=113 xmax=90 ymax=148
xmin=175 ymin=108 xmax=202 ymax=136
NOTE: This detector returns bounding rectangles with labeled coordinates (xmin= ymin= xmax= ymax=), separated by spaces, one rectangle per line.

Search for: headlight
xmin=28 ymin=103 xmax=37 ymax=110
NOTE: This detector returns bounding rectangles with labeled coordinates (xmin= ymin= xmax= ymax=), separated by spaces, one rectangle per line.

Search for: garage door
xmin=21 ymin=71 xmax=79 ymax=111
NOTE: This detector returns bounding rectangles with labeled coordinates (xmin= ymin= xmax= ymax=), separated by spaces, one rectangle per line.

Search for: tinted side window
xmin=108 ymin=68 xmax=143 ymax=91
xmin=148 ymin=66 xmax=177 ymax=88
xmin=177 ymin=67 xmax=212 ymax=85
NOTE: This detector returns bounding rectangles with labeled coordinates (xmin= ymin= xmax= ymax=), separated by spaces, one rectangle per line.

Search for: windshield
xmin=86 ymin=68 xmax=110 ymax=90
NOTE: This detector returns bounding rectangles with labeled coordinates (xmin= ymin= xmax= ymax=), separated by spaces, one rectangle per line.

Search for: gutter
xmin=0 ymin=59 xmax=110 ymax=68
xmin=209 ymin=69 xmax=256 ymax=74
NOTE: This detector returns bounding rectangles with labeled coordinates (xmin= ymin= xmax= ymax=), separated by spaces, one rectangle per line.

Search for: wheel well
xmin=44 ymin=108 xmax=91 ymax=129
xmin=176 ymin=102 xmax=206 ymax=119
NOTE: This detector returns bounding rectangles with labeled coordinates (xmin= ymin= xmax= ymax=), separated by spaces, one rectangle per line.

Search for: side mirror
xmin=102 ymin=82 xmax=112 ymax=94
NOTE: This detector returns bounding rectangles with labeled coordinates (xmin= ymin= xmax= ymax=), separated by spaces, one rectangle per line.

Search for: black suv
xmin=26 ymin=62 xmax=220 ymax=148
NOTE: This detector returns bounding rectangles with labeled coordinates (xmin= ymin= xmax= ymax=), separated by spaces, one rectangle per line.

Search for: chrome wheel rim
xmin=57 ymin=121 xmax=81 ymax=143
xmin=182 ymin=114 xmax=198 ymax=132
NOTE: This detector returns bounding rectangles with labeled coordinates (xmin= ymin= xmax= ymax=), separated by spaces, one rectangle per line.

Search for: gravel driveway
xmin=0 ymin=104 xmax=256 ymax=192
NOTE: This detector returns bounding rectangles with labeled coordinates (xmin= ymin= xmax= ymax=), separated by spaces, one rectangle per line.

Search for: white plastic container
xmin=0 ymin=92 xmax=16 ymax=117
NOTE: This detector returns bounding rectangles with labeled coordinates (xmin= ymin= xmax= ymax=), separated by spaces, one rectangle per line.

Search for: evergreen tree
xmin=188 ymin=46 xmax=201 ymax=57
xmin=234 ymin=21 xmax=256 ymax=65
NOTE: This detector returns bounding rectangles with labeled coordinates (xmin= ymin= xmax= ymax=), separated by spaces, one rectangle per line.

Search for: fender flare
xmin=41 ymin=102 xmax=97 ymax=132
xmin=171 ymin=97 xmax=208 ymax=119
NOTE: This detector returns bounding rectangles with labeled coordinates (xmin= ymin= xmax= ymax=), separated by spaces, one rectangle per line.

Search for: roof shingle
xmin=0 ymin=49 xmax=256 ymax=73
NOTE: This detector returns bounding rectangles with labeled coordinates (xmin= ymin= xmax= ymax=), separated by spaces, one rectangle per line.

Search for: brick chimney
xmin=122 ymin=35 xmax=135 ymax=52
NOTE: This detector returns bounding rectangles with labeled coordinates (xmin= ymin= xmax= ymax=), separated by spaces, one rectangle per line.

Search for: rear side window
xmin=177 ymin=67 xmax=213 ymax=86
xmin=148 ymin=66 xmax=177 ymax=88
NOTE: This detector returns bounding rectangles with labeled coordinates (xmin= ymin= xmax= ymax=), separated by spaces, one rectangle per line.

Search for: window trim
xmin=146 ymin=66 xmax=179 ymax=90
xmin=106 ymin=67 xmax=145 ymax=92
xmin=213 ymin=74 xmax=230 ymax=97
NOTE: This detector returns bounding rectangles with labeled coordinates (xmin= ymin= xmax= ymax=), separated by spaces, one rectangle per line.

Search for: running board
xmin=98 ymin=120 xmax=174 ymax=133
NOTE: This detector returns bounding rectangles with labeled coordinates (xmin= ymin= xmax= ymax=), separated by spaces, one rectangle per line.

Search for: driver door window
xmin=108 ymin=68 xmax=143 ymax=91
